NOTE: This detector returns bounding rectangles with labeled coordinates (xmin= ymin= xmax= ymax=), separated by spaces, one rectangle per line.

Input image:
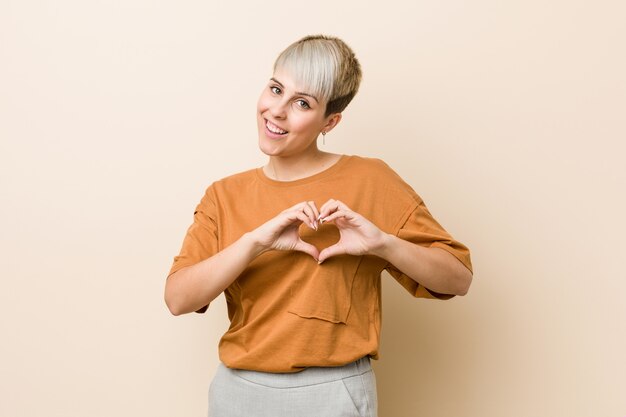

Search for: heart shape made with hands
xmin=298 ymin=221 xmax=341 ymax=257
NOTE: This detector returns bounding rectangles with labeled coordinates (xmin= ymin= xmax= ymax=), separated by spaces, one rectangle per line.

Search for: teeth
xmin=266 ymin=120 xmax=287 ymax=134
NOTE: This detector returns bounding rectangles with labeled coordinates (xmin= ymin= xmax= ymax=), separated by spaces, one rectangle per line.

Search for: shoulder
xmin=346 ymin=154 xmax=392 ymax=170
xmin=337 ymin=156 xmax=425 ymax=224
xmin=345 ymin=154 xmax=405 ymax=181
xmin=345 ymin=155 xmax=421 ymax=200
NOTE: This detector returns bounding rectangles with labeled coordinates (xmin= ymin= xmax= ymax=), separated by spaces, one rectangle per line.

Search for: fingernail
xmin=319 ymin=218 xmax=324 ymax=224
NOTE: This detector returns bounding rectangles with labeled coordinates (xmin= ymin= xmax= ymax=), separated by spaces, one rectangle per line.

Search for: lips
xmin=265 ymin=119 xmax=288 ymax=135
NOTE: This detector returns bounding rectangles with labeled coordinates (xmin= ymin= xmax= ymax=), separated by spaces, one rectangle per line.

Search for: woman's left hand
xmin=317 ymin=199 xmax=389 ymax=264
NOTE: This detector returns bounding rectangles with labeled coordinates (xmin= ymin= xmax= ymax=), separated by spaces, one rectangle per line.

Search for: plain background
xmin=1 ymin=1 xmax=625 ymax=416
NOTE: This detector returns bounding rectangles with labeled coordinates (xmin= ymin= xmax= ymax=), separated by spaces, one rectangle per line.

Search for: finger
xmin=321 ymin=209 xmax=356 ymax=224
xmin=318 ymin=199 xmax=339 ymax=221
xmin=301 ymin=202 xmax=318 ymax=230
xmin=286 ymin=202 xmax=317 ymax=229
xmin=306 ymin=201 xmax=320 ymax=223
xmin=294 ymin=240 xmax=320 ymax=261
xmin=281 ymin=208 xmax=315 ymax=229
xmin=293 ymin=210 xmax=317 ymax=230
xmin=318 ymin=199 xmax=352 ymax=222
xmin=318 ymin=243 xmax=345 ymax=264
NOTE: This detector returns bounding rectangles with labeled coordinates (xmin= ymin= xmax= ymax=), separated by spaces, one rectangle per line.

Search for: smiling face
xmin=257 ymin=68 xmax=341 ymax=158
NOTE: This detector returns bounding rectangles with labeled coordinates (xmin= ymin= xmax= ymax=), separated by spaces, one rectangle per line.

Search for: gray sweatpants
xmin=208 ymin=356 xmax=378 ymax=417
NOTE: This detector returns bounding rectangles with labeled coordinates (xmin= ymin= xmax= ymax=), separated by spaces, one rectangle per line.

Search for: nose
xmin=269 ymin=99 xmax=288 ymax=119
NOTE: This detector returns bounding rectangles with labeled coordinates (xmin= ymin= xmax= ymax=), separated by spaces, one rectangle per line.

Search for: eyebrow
xmin=270 ymin=77 xmax=319 ymax=103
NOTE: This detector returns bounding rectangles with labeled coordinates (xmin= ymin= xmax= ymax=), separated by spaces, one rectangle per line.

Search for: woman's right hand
xmin=248 ymin=201 xmax=321 ymax=261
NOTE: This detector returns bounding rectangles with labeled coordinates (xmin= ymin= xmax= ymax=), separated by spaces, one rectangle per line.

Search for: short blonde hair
xmin=273 ymin=34 xmax=362 ymax=117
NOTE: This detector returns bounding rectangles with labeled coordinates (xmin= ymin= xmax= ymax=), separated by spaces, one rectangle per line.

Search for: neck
xmin=266 ymin=150 xmax=341 ymax=182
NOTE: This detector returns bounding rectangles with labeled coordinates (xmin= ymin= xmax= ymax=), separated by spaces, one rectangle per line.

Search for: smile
xmin=265 ymin=119 xmax=288 ymax=135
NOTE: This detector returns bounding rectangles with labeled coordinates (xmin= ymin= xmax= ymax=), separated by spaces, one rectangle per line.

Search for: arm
xmin=371 ymin=234 xmax=472 ymax=296
xmin=165 ymin=232 xmax=263 ymax=316
xmin=317 ymin=199 xmax=473 ymax=296
xmin=165 ymin=201 xmax=321 ymax=316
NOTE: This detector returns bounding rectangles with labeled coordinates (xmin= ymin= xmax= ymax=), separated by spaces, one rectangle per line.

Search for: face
xmin=257 ymin=67 xmax=341 ymax=158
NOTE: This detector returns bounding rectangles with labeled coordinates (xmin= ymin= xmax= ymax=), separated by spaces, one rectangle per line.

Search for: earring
xmin=322 ymin=131 xmax=326 ymax=145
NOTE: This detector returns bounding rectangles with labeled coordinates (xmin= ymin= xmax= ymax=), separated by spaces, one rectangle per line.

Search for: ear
xmin=322 ymin=113 xmax=342 ymax=133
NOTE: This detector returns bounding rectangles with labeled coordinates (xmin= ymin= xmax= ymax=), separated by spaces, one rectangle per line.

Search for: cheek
xmin=291 ymin=114 xmax=319 ymax=133
xmin=257 ymin=90 xmax=272 ymax=113
xmin=256 ymin=98 xmax=265 ymax=113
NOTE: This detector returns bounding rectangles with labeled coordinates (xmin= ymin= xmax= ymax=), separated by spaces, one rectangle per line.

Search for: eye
xmin=270 ymin=86 xmax=281 ymax=95
xmin=295 ymin=99 xmax=310 ymax=109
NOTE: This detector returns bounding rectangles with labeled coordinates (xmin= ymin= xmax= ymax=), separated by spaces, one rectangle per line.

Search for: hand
xmin=317 ymin=199 xmax=389 ymax=263
xmin=250 ymin=201 xmax=321 ymax=260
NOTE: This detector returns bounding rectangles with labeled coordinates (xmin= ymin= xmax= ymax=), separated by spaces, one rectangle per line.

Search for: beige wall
xmin=1 ymin=1 xmax=624 ymax=416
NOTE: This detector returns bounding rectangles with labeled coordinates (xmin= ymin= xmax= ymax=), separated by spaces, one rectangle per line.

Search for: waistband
xmin=226 ymin=356 xmax=372 ymax=388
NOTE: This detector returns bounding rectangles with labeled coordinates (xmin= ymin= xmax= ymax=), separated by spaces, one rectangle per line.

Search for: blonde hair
xmin=273 ymin=34 xmax=362 ymax=117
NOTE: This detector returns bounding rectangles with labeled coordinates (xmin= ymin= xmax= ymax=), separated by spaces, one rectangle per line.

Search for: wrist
xmin=369 ymin=232 xmax=396 ymax=259
xmin=240 ymin=231 xmax=269 ymax=258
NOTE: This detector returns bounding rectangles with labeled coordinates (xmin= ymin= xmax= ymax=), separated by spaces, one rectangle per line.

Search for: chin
xmin=258 ymin=134 xmax=280 ymax=157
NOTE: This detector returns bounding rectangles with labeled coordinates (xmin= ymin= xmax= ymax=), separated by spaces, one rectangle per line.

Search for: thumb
xmin=318 ymin=243 xmax=345 ymax=264
xmin=293 ymin=240 xmax=320 ymax=262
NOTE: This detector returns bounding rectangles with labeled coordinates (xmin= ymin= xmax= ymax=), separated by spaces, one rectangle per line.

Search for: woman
xmin=165 ymin=34 xmax=473 ymax=417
